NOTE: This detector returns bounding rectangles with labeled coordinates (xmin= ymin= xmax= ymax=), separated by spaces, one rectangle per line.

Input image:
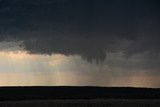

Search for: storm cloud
xmin=0 ymin=0 xmax=160 ymax=61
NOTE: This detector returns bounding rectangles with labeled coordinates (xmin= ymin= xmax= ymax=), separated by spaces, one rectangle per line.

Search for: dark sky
xmin=0 ymin=0 xmax=160 ymax=87
xmin=0 ymin=0 xmax=159 ymax=61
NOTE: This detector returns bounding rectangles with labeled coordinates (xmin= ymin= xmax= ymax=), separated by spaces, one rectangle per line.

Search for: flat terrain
xmin=0 ymin=99 xmax=160 ymax=107
xmin=0 ymin=87 xmax=159 ymax=107
xmin=0 ymin=86 xmax=159 ymax=101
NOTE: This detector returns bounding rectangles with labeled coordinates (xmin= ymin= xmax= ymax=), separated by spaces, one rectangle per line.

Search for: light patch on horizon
xmin=0 ymin=50 xmax=159 ymax=88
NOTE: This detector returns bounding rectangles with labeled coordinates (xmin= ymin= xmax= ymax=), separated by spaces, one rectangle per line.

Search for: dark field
xmin=0 ymin=99 xmax=160 ymax=107
xmin=0 ymin=87 xmax=160 ymax=107
xmin=0 ymin=86 xmax=160 ymax=101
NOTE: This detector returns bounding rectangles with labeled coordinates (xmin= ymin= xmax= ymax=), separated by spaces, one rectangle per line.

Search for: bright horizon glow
xmin=0 ymin=50 xmax=159 ymax=87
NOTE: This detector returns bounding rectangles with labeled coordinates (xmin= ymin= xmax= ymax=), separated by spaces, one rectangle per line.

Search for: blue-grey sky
xmin=0 ymin=0 xmax=160 ymax=87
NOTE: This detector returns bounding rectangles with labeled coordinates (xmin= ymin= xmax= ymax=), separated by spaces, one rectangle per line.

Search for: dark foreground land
xmin=0 ymin=86 xmax=160 ymax=101
xmin=0 ymin=99 xmax=160 ymax=107
xmin=0 ymin=86 xmax=160 ymax=107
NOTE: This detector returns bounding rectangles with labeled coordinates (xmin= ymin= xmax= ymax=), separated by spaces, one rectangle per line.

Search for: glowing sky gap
xmin=0 ymin=50 xmax=159 ymax=87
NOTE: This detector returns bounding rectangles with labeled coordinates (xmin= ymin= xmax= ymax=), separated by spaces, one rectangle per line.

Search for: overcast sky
xmin=0 ymin=0 xmax=160 ymax=87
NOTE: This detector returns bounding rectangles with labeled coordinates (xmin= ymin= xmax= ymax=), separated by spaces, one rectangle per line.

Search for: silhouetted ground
xmin=0 ymin=99 xmax=160 ymax=107
xmin=0 ymin=86 xmax=159 ymax=101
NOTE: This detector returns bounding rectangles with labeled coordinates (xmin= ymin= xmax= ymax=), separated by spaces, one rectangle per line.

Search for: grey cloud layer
xmin=0 ymin=0 xmax=160 ymax=61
